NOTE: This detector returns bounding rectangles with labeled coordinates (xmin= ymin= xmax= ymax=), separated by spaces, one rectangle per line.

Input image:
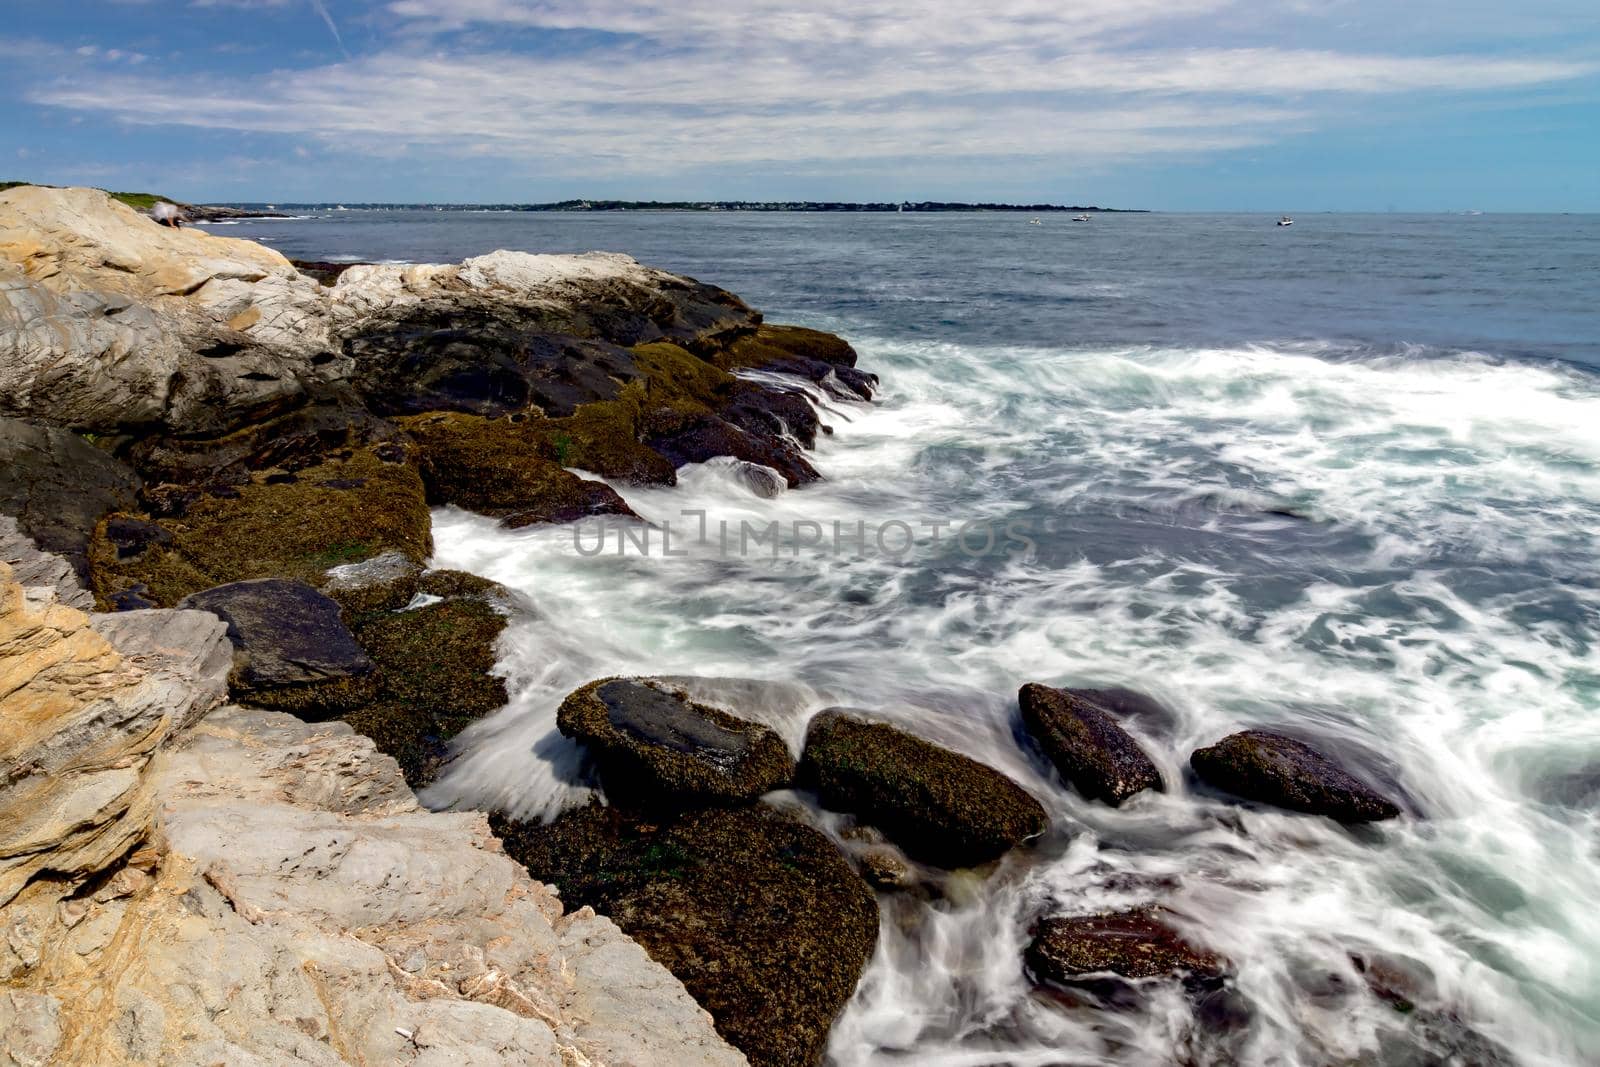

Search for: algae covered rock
xmin=557 ymin=678 xmax=795 ymax=805
xmin=178 ymin=578 xmax=377 ymax=718
xmin=717 ymin=324 xmax=878 ymax=400
xmin=798 ymin=709 xmax=1047 ymax=868
xmin=1190 ymin=729 xmax=1401 ymax=823
xmin=1019 ymin=683 xmax=1163 ymax=806
xmin=1026 ymin=907 xmax=1227 ymax=987
xmin=494 ymin=802 xmax=878 ymax=1067
xmin=401 ymin=410 xmax=635 ymax=526
xmin=319 ymin=550 xmax=423 ymax=616
xmin=341 ymin=571 xmax=511 ymax=786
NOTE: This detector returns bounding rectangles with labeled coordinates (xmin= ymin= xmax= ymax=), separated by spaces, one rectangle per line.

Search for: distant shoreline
xmin=213 ymin=200 xmax=1149 ymax=214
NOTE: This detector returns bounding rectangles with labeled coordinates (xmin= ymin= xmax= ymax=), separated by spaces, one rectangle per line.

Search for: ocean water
xmin=251 ymin=210 xmax=1600 ymax=1066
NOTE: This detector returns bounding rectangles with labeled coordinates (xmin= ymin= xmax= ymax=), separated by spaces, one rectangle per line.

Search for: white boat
xmin=1072 ymin=214 xmax=1091 ymax=222
xmin=1277 ymin=216 xmax=1294 ymax=226
xmin=1028 ymin=217 xmax=1043 ymax=225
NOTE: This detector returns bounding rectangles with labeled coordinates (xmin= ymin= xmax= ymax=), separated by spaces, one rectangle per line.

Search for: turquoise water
xmin=250 ymin=211 xmax=1600 ymax=1065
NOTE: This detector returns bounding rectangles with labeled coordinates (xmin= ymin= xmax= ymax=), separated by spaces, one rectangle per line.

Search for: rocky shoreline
xmin=1 ymin=186 xmax=1436 ymax=1065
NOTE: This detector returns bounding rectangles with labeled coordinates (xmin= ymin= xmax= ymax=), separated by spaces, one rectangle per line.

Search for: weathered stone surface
xmin=178 ymin=578 xmax=378 ymax=718
xmin=557 ymin=678 xmax=796 ymax=806
xmin=0 ymin=515 xmax=93 ymax=611
xmin=1190 ymin=729 xmax=1401 ymax=823
xmin=0 ymin=560 xmax=228 ymax=906
xmin=0 ymin=416 xmax=141 ymax=580
xmin=496 ymin=802 xmax=876 ymax=1067
xmin=1019 ymin=683 xmax=1163 ymax=806
xmin=0 ymin=186 xmax=338 ymax=436
xmin=319 ymin=549 xmax=424 ymax=616
xmin=1026 ymin=908 xmax=1227 ymax=986
xmin=798 ymin=710 xmax=1047 ymax=868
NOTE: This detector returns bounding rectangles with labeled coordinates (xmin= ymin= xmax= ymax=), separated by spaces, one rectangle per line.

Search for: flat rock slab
xmin=1027 ymin=908 xmax=1227 ymax=986
xmin=1019 ymin=683 xmax=1163 ymax=806
xmin=179 ymin=578 xmax=376 ymax=717
xmin=495 ymin=802 xmax=878 ymax=1067
xmin=1190 ymin=729 xmax=1401 ymax=823
xmin=798 ymin=709 xmax=1047 ymax=868
xmin=557 ymin=678 xmax=795 ymax=805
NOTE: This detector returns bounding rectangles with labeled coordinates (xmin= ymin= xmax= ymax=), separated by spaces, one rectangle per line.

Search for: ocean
xmin=237 ymin=209 xmax=1600 ymax=1065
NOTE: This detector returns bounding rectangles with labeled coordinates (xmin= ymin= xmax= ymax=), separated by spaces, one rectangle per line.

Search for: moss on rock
xmin=88 ymin=445 xmax=431 ymax=608
xmin=493 ymin=802 xmax=878 ymax=1067
xmin=1026 ymin=907 xmax=1227 ymax=986
xmin=798 ymin=710 xmax=1048 ymax=868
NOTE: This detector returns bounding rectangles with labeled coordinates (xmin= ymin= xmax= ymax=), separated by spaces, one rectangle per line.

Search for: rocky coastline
xmin=1 ymin=185 xmax=1431 ymax=1065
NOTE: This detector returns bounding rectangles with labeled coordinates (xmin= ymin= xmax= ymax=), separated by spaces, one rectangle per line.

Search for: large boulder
xmin=1190 ymin=729 xmax=1401 ymax=823
xmin=1026 ymin=907 xmax=1227 ymax=987
xmin=0 ymin=417 xmax=141 ymax=581
xmin=0 ymin=186 xmax=337 ymax=436
xmin=557 ymin=678 xmax=795 ymax=806
xmin=1018 ymin=683 xmax=1163 ymax=806
xmin=495 ymin=802 xmax=878 ymax=1067
xmin=798 ymin=710 xmax=1047 ymax=868
xmin=178 ymin=578 xmax=378 ymax=718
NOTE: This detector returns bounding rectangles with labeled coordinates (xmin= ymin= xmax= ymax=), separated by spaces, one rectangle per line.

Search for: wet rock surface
xmin=1019 ymin=682 xmax=1164 ymax=805
xmin=558 ymin=677 xmax=795 ymax=805
xmin=494 ymin=801 xmax=878 ymax=1067
xmin=798 ymin=709 xmax=1048 ymax=868
xmin=1026 ymin=908 xmax=1228 ymax=987
xmin=1190 ymin=729 xmax=1402 ymax=823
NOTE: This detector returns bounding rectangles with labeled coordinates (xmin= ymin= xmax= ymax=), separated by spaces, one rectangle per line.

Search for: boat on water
xmin=1072 ymin=214 xmax=1091 ymax=222
xmin=1277 ymin=216 xmax=1294 ymax=226
xmin=1028 ymin=217 xmax=1043 ymax=225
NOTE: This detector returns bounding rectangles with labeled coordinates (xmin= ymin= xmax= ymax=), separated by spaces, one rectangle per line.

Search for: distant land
xmin=217 ymin=200 xmax=1147 ymax=214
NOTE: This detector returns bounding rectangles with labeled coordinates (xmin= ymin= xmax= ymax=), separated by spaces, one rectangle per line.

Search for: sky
xmin=2 ymin=1 xmax=1597 ymax=210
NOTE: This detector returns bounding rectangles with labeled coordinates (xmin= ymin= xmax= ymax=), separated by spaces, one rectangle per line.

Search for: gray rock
xmin=0 ymin=516 xmax=93 ymax=610
xmin=557 ymin=677 xmax=795 ymax=805
xmin=1190 ymin=729 xmax=1401 ymax=823
xmin=320 ymin=550 xmax=424 ymax=616
xmin=1019 ymin=683 xmax=1163 ymax=806
xmin=178 ymin=578 xmax=377 ymax=718
xmin=0 ymin=416 xmax=141 ymax=581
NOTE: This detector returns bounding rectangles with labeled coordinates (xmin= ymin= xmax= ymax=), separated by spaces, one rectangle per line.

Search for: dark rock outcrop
xmin=1026 ymin=908 xmax=1227 ymax=987
xmin=718 ymin=324 xmax=878 ymax=400
xmin=1019 ymin=683 xmax=1163 ymax=805
xmin=1190 ymin=729 xmax=1401 ymax=823
xmin=798 ymin=710 xmax=1047 ymax=868
xmin=178 ymin=578 xmax=377 ymax=717
xmin=493 ymin=802 xmax=879 ymax=1067
xmin=0 ymin=417 xmax=142 ymax=582
xmin=557 ymin=678 xmax=795 ymax=806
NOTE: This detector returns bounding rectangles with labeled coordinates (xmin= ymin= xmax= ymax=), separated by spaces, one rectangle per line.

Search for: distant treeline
xmin=217 ymin=200 xmax=1147 ymax=213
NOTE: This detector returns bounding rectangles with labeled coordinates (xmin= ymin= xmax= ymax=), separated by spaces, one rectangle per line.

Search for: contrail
xmin=309 ymin=0 xmax=351 ymax=60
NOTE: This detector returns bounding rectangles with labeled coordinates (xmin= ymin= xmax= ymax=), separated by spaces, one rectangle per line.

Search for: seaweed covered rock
xmin=798 ymin=710 xmax=1047 ymax=868
xmin=342 ymin=571 xmax=511 ymax=786
xmin=178 ymin=578 xmax=377 ymax=718
xmin=0 ymin=417 xmax=141 ymax=582
xmin=557 ymin=678 xmax=795 ymax=806
xmin=401 ymin=411 xmax=636 ymax=526
xmin=1026 ymin=908 xmax=1227 ymax=988
xmin=87 ymin=444 xmax=431 ymax=608
xmin=319 ymin=550 xmax=423 ymax=616
xmin=1190 ymin=729 xmax=1401 ymax=823
xmin=717 ymin=324 xmax=878 ymax=400
xmin=494 ymin=802 xmax=879 ymax=1067
xmin=1019 ymin=683 xmax=1163 ymax=806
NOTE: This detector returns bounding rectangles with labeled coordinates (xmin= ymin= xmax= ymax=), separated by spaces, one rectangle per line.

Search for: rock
xmin=319 ymin=549 xmax=424 ymax=616
xmin=0 ymin=186 xmax=338 ymax=436
xmin=1018 ymin=683 xmax=1163 ymax=806
xmin=648 ymin=413 xmax=821 ymax=488
xmin=2 ymin=704 xmax=744 ymax=1067
xmin=0 ymin=559 xmax=229 ymax=906
xmin=178 ymin=579 xmax=379 ymax=718
xmin=1026 ymin=908 xmax=1227 ymax=987
xmin=798 ymin=710 xmax=1047 ymax=868
xmin=402 ymin=411 xmax=636 ymax=526
xmin=87 ymin=443 xmax=432 ymax=607
xmin=495 ymin=801 xmax=878 ymax=1067
xmin=858 ymin=846 xmax=917 ymax=890
xmin=1189 ymin=729 xmax=1401 ymax=823
xmin=718 ymin=324 xmax=878 ymax=400
xmin=342 ymin=572 xmax=512 ymax=787
xmin=0 ymin=417 xmax=141 ymax=581
xmin=0 ymin=515 xmax=93 ymax=611
xmin=557 ymin=678 xmax=795 ymax=806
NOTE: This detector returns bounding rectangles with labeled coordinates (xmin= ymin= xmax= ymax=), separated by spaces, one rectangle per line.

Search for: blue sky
xmin=3 ymin=1 xmax=1597 ymax=210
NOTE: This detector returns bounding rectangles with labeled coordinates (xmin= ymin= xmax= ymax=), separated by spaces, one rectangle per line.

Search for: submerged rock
xmin=1190 ymin=729 xmax=1401 ymax=823
xmin=494 ymin=801 xmax=878 ymax=1067
xmin=1026 ymin=908 xmax=1227 ymax=987
xmin=798 ymin=709 xmax=1047 ymax=868
xmin=0 ymin=417 xmax=142 ymax=582
xmin=1019 ymin=683 xmax=1163 ymax=805
xmin=557 ymin=677 xmax=795 ymax=805
xmin=178 ymin=578 xmax=377 ymax=718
